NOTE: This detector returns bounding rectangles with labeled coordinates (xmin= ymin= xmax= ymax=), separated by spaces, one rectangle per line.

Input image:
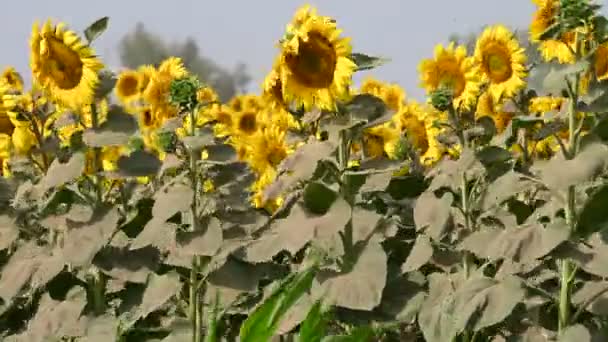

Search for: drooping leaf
xmin=402 ymin=234 xmax=433 ymax=272
xmin=176 ymin=216 xmax=223 ymax=256
xmin=243 ymin=198 xmax=351 ymax=262
xmin=79 ymin=314 xmax=119 ymax=342
xmin=313 ymin=239 xmax=387 ymax=311
xmin=481 ymin=171 xmax=534 ymax=211
xmin=414 ymin=191 xmax=453 ymax=240
xmin=350 ymin=52 xmax=390 ymax=71
xmin=379 ymin=272 xmax=427 ymax=322
xmin=41 ymin=152 xmax=86 ymax=191
xmin=82 ymin=106 xmax=138 ymax=147
xmin=61 ymin=209 xmax=120 ymax=267
xmin=461 ymin=220 xmax=569 ymax=263
xmin=535 ymin=142 xmax=608 ymax=190
xmin=84 ymin=16 xmax=109 ymax=43
xmin=572 ymin=281 xmax=608 ymax=316
xmin=20 ymin=287 xmax=87 ymax=341
xmin=542 ymin=60 xmax=589 ymax=95
xmin=94 ymin=243 xmax=160 ymax=284
xmin=115 ymin=150 xmax=162 ymax=177
xmin=152 ymin=183 xmax=194 ymax=222
xmin=205 ymin=257 xmax=265 ymax=308
xmin=303 ymin=181 xmax=338 ymax=215
xmin=562 ymin=234 xmax=608 ymax=278
xmin=181 ymin=134 xmax=215 ymax=152
xmin=351 ymin=207 xmax=382 ymax=243
xmin=0 ymin=242 xmax=46 ymax=302
xmin=345 ymin=93 xmax=388 ymax=123
xmin=576 ymin=184 xmax=608 ymax=238
xmin=126 ymin=272 xmax=182 ymax=328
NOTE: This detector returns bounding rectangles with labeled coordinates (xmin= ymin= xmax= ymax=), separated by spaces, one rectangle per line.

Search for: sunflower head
xmin=475 ymin=92 xmax=513 ymax=133
xmin=279 ymin=12 xmax=356 ymax=111
xmin=30 ymin=19 xmax=104 ymax=110
xmin=234 ymin=110 xmax=259 ymax=136
xmin=474 ymin=25 xmax=527 ymax=101
xmin=595 ymin=43 xmax=608 ymax=82
xmin=1 ymin=67 xmax=24 ymax=92
xmin=418 ymin=42 xmax=480 ymax=110
xmin=115 ymin=69 xmax=143 ymax=104
xmin=262 ymin=67 xmax=286 ymax=110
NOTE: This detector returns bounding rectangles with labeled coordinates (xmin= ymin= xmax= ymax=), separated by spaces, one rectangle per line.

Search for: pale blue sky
xmin=1 ymin=0 xmax=603 ymax=100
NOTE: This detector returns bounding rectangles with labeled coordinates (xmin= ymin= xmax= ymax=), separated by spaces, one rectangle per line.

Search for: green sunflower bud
xmin=169 ymin=76 xmax=201 ymax=111
xmin=430 ymin=87 xmax=454 ymax=112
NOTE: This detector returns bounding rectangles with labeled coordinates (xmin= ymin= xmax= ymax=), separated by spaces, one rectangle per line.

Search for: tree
xmin=118 ymin=23 xmax=251 ymax=101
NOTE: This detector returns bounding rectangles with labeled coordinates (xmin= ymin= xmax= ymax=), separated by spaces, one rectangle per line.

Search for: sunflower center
xmin=285 ymin=32 xmax=337 ymax=89
xmin=216 ymin=111 xmax=233 ymax=127
xmin=42 ymin=36 xmax=84 ymax=90
xmin=118 ymin=75 xmax=139 ymax=98
xmin=438 ymin=71 xmax=465 ymax=97
xmin=0 ymin=114 xmax=15 ymax=136
xmin=142 ymin=109 xmax=154 ymax=127
xmin=483 ymin=45 xmax=512 ymax=83
xmin=238 ymin=112 xmax=258 ymax=135
xmin=266 ymin=146 xmax=287 ymax=166
xmin=596 ymin=46 xmax=608 ymax=78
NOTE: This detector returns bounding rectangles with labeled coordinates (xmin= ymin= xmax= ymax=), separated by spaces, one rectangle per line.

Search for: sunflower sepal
xmin=84 ymin=16 xmax=109 ymax=44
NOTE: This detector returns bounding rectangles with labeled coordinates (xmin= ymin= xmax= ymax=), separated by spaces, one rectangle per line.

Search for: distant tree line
xmin=118 ymin=23 xmax=251 ymax=101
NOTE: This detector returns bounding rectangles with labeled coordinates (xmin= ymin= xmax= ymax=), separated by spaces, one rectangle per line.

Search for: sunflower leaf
xmin=350 ymin=53 xmax=390 ymax=71
xmin=84 ymin=17 xmax=109 ymax=44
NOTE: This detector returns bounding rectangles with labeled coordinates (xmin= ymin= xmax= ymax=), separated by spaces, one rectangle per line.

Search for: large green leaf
xmin=239 ymin=267 xmax=317 ymax=342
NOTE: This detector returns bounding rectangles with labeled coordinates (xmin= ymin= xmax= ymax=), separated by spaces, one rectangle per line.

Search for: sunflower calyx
xmin=430 ymin=87 xmax=454 ymax=112
xmin=169 ymin=76 xmax=201 ymax=112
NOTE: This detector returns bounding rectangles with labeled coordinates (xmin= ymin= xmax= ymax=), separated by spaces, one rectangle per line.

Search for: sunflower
xmin=0 ymin=134 xmax=11 ymax=177
xmin=418 ymin=42 xmax=480 ymax=110
xmin=528 ymin=96 xmax=565 ymax=114
xmin=393 ymin=101 xmax=429 ymax=153
xmin=205 ymin=104 xmax=235 ymax=138
xmin=143 ymin=57 xmax=188 ymax=118
xmin=595 ymin=43 xmax=608 ymax=82
xmin=228 ymin=94 xmax=262 ymax=113
xmin=245 ymin=125 xmax=292 ymax=175
xmin=250 ymin=167 xmax=284 ymax=212
xmin=30 ymin=20 xmax=104 ymax=110
xmin=1 ymin=67 xmax=24 ymax=92
xmin=359 ymin=77 xmax=406 ymax=112
xmin=197 ymin=86 xmax=219 ymax=104
xmin=474 ymin=25 xmax=527 ymax=101
xmin=279 ymin=11 xmax=356 ymax=111
xmin=262 ymin=66 xmax=286 ymax=110
xmin=418 ymin=107 xmax=450 ymax=167
xmin=363 ymin=122 xmax=402 ymax=159
xmin=529 ymin=0 xmax=577 ymax=64
xmin=475 ymin=92 xmax=514 ymax=133
xmin=115 ymin=69 xmax=143 ymax=104
xmin=234 ymin=110 xmax=260 ymax=136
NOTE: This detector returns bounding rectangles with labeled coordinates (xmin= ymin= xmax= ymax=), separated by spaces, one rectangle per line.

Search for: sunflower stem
xmin=90 ymin=103 xmax=103 ymax=205
xmin=187 ymin=108 xmax=203 ymax=342
xmin=558 ymin=73 xmax=580 ymax=335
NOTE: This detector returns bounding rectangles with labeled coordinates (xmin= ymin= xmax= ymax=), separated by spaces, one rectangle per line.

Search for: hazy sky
xmin=1 ymin=0 xmax=603 ymax=100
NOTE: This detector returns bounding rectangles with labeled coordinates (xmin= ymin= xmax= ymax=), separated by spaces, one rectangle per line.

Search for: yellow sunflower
xmin=0 ymin=134 xmax=11 ymax=177
xmin=262 ymin=66 xmax=286 ymax=110
xmin=393 ymin=101 xmax=429 ymax=153
xmin=475 ymin=92 xmax=514 ymax=133
xmin=474 ymin=25 xmax=527 ymax=101
xmin=233 ymin=109 xmax=260 ymax=137
xmin=1 ymin=67 xmax=24 ymax=92
xmin=528 ymin=96 xmax=565 ymax=114
xmin=418 ymin=42 xmax=480 ymax=110
xmin=115 ymin=69 xmax=143 ymax=104
xmin=143 ymin=57 xmax=188 ymax=118
xmin=595 ymin=43 xmax=608 ymax=82
xmin=529 ymin=0 xmax=577 ymax=64
xmin=197 ymin=86 xmax=219 ymax=104
xmin=279 ymin=11 xmax=357 ymax=111
xmin=363 ymin=122 xmax=402 ymax=159
xmin=30 ymin=19 xmax=104 ymax=110
xmin=228 ymin=94 xmax=262 ymax=113
xmin=245 ymin=125 xmax=292 ymax=175
xmin=250 ymin=166 xmax=284 ymax=213
xmin=359 ymin=77 xmax=406 ymax=112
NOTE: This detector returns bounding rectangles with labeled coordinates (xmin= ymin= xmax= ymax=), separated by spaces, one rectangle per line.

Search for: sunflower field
xmin=2 ymin=1 xmax=608 ymax=341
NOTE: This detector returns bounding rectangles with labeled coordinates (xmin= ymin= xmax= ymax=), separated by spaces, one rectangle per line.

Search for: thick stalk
xmin=187 ymin=109 xmax=202 ymax=342
xmin=90 ymin=103 xmax=103 ymax=204
xmin=558 ymin=75 xmax=580 ymax=333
